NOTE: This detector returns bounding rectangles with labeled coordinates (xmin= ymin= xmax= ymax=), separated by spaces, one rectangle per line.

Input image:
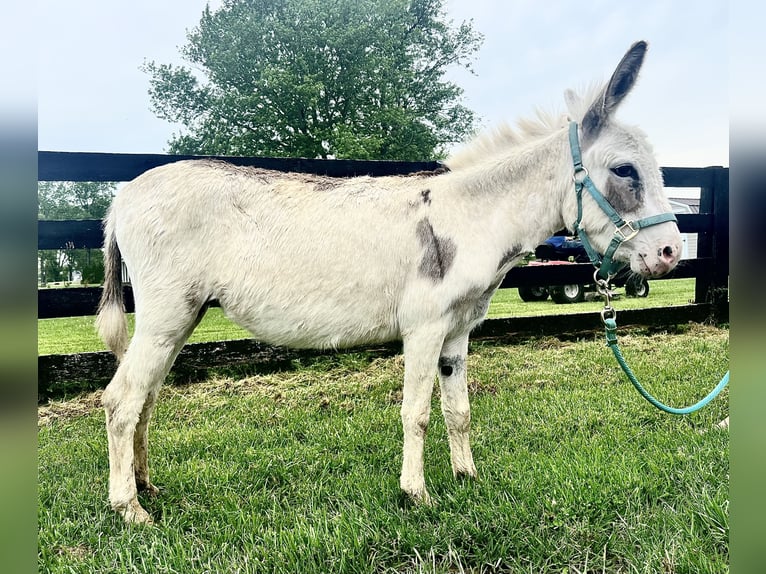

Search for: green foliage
xmin=38 ymin=181 xmax=115 ymax=221
xmin=37 ymin=181 xmax=116 ymax=285
xmin=38 ymin=250 xmax=70 ymax=284
xmin=144 ymin=0 xmax=483 ymax=160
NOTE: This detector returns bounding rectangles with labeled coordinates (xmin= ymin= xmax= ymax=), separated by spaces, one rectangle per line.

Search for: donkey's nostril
xmin=659 ymin=245 xmax=676 ymax=262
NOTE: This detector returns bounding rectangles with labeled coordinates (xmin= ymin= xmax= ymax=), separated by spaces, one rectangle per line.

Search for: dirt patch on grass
xmin=55 ymin=544 xmax=94 ymax=561
xmin=38 ymin=390 xmax=103 ymax=427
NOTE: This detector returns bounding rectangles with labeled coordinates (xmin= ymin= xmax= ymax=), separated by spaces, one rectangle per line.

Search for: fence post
xmin=694 ymin=168 xmax=714 ymax=305
xmin=710 ymin=167 xmax=729 ymax=322
xmin=694 ymin=167 xmax=728 ymax=323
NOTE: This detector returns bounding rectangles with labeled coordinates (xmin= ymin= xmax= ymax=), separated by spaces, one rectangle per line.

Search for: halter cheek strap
xmin=568 ymin=122 xmax=677 ymax=281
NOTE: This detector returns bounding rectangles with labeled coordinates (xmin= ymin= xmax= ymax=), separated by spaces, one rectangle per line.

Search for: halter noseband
xmin=568 ymin=122 xmax=677 ymax=281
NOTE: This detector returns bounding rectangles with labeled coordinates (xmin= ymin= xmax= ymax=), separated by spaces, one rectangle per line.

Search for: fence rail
xmin=37 ymin=152 xmax=729 ymax=397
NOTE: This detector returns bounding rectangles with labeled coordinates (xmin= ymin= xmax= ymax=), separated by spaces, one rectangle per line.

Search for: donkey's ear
xmin=582 ymin=41 xmax=648 ymax=140
xmin=564 ymin=89 xmax=579 ymax=114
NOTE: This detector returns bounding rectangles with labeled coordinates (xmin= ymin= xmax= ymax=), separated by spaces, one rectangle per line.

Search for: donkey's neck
xmin=445 ymin=127 xmax=575 ymax=255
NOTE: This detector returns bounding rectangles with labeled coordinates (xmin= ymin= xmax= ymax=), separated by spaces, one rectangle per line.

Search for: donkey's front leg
xmin=438 ymin=334 xmax=477 ymax=479
xmin=400 ymin=326 xmax=446 ymax=505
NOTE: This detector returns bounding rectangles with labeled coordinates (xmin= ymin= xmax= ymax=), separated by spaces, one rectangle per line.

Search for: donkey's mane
xmin=444 ymin=83 xmax=603 ymax=172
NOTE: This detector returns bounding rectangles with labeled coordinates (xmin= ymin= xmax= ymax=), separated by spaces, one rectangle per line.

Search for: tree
xmin=38 ymin=181 xmax=116 ymax=285
xmin=38 ymin=181 xmax=115 ymax=221
xmin=144 ymin=0 xmax=483 ymax=160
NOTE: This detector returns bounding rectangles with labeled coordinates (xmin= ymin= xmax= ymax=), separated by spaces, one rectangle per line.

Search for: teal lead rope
xmin=597 ymin=275 xmax=729 ymax=415
xmin=603 ymin=317 xmax=729 ymax=415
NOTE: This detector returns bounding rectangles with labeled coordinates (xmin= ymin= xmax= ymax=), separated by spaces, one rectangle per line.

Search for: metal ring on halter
xmin=572 ymin=166 xmax=589 ymax=184
xmin=593 ymin=269 xmax=615 ymax=295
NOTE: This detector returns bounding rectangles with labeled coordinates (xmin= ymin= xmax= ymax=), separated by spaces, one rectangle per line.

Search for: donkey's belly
xmin=218 ymin=292 xmax=401 ymax=349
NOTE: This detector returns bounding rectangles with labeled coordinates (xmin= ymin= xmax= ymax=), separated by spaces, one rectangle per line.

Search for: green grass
xmin=38 ymin=323 xmax=729 ymax=573
xmin=487 ymin=277 xmax=696 ymax=318
xmin=37 ymin=278 xmax=697 ymax=356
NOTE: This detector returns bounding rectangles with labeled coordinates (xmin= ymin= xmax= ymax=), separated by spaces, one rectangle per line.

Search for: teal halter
xmin=568 ymin=122 xmax=678 ymax=281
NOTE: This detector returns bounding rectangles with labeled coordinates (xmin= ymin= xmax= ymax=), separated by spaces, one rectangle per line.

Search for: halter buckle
xmin=615 ymin=220 xmax=639 ymax=242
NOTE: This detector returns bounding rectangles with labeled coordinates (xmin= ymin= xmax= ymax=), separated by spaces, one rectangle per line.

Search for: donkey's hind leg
xmin=132 ymin=304 xmax=208 ymax=498
xmin=132 ymin=387 xmax=161 ymax=496
xmin=438 ymin=333 xmax=477 ymax=479
xmin=102 ymin=301 xmax=203 ymax=524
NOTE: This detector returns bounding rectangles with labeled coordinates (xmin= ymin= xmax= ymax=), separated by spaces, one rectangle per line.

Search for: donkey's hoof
xmin=137 ymin=480 xmax=160 ymax=497
xmin=115 ymin=499 xmax=153 ymax=525
xmin=403 ymin=487 xmax=433 ymax=507
xmin=453 ymin=462 xmax=477 ymax=480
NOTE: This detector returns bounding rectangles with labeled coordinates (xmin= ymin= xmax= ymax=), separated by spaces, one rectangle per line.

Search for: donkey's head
xmin=565 ymin=41 xmax=682 ymax=279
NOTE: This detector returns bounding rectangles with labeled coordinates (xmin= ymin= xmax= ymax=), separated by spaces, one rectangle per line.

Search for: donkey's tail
xmin=95 ymin=213 xmax=129 ymax=360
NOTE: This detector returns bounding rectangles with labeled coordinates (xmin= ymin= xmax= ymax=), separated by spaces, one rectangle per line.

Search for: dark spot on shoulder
xmin=416 ymin=218 xmax=456 ymax=282
xmin=421 ymin=189 xmax=432 ymax=205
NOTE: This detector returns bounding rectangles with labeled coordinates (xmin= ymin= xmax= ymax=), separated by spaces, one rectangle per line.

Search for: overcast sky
xmin=38 ymin=0 xmax=728 ymax=169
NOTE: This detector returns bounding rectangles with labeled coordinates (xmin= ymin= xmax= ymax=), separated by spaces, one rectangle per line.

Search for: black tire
xmin=550 ymin=284 xmax=585 ymax=304
xmin=518 ymin=285 xmax=549 ymax=302
xmin=625 ymin=276 xmax=650 ymax=297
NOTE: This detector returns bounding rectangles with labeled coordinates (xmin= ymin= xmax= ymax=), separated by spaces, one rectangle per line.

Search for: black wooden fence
xmin=38 ymin=152 xmax=729 ymax=398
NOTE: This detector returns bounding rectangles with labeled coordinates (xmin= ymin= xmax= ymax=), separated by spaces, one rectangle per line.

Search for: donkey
xmin=97 ymin=41 xmax=681 ymax=523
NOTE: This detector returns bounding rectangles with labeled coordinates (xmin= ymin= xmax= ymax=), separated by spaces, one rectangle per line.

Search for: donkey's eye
xmin=611 ymin=164 xmax=638 ymax=179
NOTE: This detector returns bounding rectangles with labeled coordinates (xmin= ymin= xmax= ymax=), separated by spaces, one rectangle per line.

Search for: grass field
xmin=37 ymin=278 xmax=697 ymax=356
xmin=38 ymin=276 xmax=729 ymax=573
